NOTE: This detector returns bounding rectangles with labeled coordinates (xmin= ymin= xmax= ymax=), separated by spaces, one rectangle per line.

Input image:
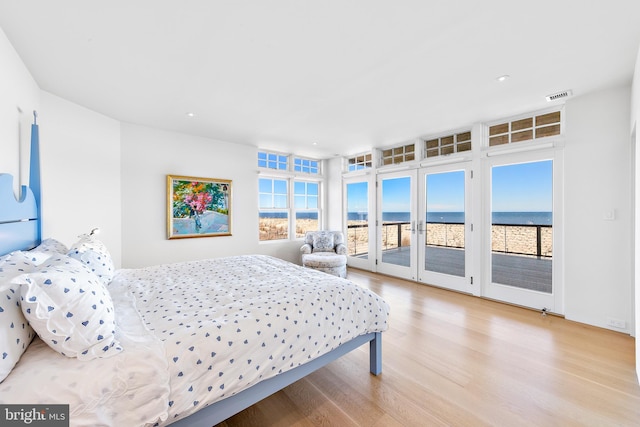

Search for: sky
xmin=492 ymin=160 xmax=552 ymax=212
xmin=427 ymin=170 xmax=465 ymax=212
xmin=347 ymin=160 xmax=553 ymax=213
xmin=381 ymin=177 xmax=411 ymax=212
xmin=347 ymin=182 xmax=368 ymax=212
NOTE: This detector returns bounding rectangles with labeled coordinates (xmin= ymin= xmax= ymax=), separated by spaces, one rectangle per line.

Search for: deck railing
xmin=346 ymin=222 xmax=552 ymax=258
xmin=491 ymin=223 xmax=552 ymax=258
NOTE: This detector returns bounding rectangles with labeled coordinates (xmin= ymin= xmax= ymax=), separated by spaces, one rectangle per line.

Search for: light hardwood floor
xmin=217 ymin=269 xmax=640 ymax=426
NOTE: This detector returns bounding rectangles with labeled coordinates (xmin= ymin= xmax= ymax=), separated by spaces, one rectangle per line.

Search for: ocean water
xmin=260 ymin=212 xmax=288 ymax=219
xmin=348 ymin=211 xmax=552 ymax=226
xmin=490 ymin=212 xmax=552 ymax=225
xmin=260 ymin=212 xmax=318 ymax=219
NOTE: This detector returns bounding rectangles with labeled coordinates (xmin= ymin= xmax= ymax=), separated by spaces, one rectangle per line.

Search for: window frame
xmin=258 ymin=150 xmax=289 ymax=171
xmin=258 ymin=150 xmax=323 ymax=242
xmin=293 ymin=179 xmax=320 ymax=239
xmin=293 ymin=156 xmax=321 ymax=175
xmin=486 ymin=108 xmax=563 ymax=149
xmin=258 ymin=177 xmax=290 ymax=241
xmin=423 ymin=130 xmax=472 ymax=159
xmin=379 ymin=142 xmax=416 ymax=167
xmin=346 ymin=152 xmax=373 ymax=172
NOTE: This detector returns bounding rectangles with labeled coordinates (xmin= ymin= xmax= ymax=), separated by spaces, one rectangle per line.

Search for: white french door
xmin=483 ymin=149 xmax=563 ymax=313
xmin=417 ymin=163 xmax=473 ymax=293
xmin=376 ymin=170 xmax=418 ymax=280
xmin=374 ymin=165 xmax=473 ymax=291
xmin=344 ymin=176 xmax=375 ymax=271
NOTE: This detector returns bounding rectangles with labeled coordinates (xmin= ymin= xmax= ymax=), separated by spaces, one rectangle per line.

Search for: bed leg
xmin=369 ymin=332 xmax=382 ymax=375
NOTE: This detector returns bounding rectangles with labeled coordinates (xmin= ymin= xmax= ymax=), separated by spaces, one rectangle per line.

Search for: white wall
xmin=325 ymin=157 xmax=344 ymax=230
xmin=0 ymin=26 xmax=39 ymax=193
xmin=0 ymin=28 xmax=123 ymax=267
xmin=39 ymin=91 xmax=122 ymax=267
xmin=631 ymin=44 xmax=640 ymax=379
xmin=120 ymin=123 xmax=304 ymax=268
xmin=564 ymin=86 xmax=632 ymax=331
xmin=633 ymin=46 xmax=640 ymax=131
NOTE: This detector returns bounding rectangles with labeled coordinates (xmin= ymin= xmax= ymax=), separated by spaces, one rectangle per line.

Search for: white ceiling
xmin=1 ymin=1 xmax=640 ymax=158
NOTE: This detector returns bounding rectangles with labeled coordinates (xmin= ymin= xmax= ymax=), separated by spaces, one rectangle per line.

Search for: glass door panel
xmin=345 ymin=181 xmax=371 ymax=268
xmin=377 ymin=170 xmax=417 ymax=280
xmin=425 ymin=170 xmax=465 ymax=276
xmin=491 ymin=160 xmax=552 ymax=291
xmin=418 ymin=164 xmax=472 ymax=293
xmin=485 ymin=154 xmax=559 ymax=312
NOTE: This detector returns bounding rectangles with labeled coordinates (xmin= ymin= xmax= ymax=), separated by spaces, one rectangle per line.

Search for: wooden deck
xmin=376 ymin=245 xmax=552 ymax=293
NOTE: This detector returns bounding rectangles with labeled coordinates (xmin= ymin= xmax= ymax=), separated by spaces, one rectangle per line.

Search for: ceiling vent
xmin=545 ymin=90 xmax=572 ymax=102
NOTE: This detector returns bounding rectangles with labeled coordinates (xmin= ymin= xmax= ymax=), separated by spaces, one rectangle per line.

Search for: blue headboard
xmin=0 ymin=113 xmax=41 ymax=255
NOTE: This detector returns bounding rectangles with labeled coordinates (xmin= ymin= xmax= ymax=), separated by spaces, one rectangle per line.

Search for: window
xmin=424 ymin=131 xmax=471 ymax=158
xmin=294 ymin=181 xmax=319 ymax=238
xmin=258 ymin=151 xmax=288 ymax=170
xmin=347 ymin=153 xmax=373 ymax=171
xmin=294 ymin=157 xmax=319 ymax=174
xmin=258 ymin=178 xmax=289 ymax=241
xmin=489 ymin=111 xmax=561 ymax=147
xmin=380 ymin=143 xmax=415 ymax=166
xmin=258 ymin=151 xmax=322 ymax=242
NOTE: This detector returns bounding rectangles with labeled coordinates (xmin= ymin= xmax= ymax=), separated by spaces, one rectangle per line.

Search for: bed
xmin=0 ymin=119 xmax=390 ymax=426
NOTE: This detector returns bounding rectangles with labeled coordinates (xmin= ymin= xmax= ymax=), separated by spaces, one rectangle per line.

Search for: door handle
xmin=418 ymin=220 xmax=424 ymax=234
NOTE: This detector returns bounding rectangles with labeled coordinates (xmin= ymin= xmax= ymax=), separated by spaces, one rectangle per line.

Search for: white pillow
xmin=32 ymin=238 xmax=68 ymax=255
xmin=67 ymin=235 xmax=114 ymax=286
xmin=312 ymin=232 xmax=335 ymax=252
xmin=0 ymin=252 xmax=37 ymax=382
xmin=14 ymin=255 xmax=122 ymax=360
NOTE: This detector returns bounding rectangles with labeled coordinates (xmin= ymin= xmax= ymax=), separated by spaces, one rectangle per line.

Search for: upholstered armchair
xmin=300 ymin=231 xmax=348 ymax=278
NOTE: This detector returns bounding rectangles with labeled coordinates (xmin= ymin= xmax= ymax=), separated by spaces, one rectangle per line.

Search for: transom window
xmin=424 ymin=131 xmax=472 ymax=158
xmin=380 ymin=143 xmax=415 ymax=166
xmin=489 ymin=111 xmax=561 ymax=147
xmin=258 ymin=151 xmax=288 ymax=170
xmin=294 ymin=157 xmax=319 ymax=174
xmin=347 ymin=153 xmax=373 ymax=171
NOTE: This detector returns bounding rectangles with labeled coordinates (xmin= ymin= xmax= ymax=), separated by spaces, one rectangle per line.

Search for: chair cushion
xmin=302 ymin=252 xmax=347 ymax=268
xmin=312 ymin=232 xmax=334 ymax=252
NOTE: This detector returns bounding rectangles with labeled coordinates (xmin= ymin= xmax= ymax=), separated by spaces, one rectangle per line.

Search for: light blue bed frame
xmin=0 ymin=116 xmax=41 ymax=255
xmin=1 ymin=116 xmax=383 ymax=426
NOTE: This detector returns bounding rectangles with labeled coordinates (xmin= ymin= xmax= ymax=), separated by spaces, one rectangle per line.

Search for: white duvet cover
xmin=0 ymin=255 xmax=389 ymax=426
xmin=0 ymin=277 xmax=171 ymax=426
xmin=116 ymin=255 xmax=389 ymax=425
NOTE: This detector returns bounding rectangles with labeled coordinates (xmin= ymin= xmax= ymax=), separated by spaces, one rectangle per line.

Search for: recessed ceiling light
xmin=186 ymin=112 xmax=195 ymax=117
xmin=496 ymin=75 xmax=510 ymax=82
xmin=312 ymin=142 xmax=318 ymax=146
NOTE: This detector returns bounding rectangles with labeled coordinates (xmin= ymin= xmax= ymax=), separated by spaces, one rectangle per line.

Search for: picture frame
xmin=167 ymin=175 xmax=232 ymax=239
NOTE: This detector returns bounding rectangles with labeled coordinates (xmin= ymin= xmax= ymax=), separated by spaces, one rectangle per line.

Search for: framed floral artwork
xmin=167 ymin=175 xmax=232 ymax=239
